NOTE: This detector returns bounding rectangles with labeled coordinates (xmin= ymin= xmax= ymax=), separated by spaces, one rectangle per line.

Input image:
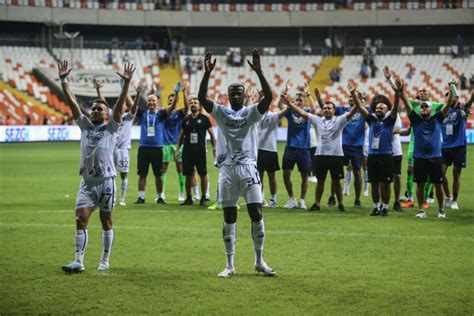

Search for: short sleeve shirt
xmin=307 ymin=113 xmax=348 ymax=156
xmin=258 ymin=112 xmax=280 ymax=152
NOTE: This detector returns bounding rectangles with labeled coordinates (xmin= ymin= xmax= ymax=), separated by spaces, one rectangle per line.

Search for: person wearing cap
xmin=400 ymin=82 xmax=453 ymax=219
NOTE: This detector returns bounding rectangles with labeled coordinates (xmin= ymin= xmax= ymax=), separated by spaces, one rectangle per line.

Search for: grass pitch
xmin=0 ymin=142 xmax=473 ymax=314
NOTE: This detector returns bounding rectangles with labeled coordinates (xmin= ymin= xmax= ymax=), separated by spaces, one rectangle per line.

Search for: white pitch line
xmin=0 ymin=222 xmax=472 ymax=242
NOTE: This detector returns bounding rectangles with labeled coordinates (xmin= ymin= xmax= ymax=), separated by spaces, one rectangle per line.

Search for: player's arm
xmin=182 ymin=82 xmax=189 ymax=115
xmin=165 ymin=81 xmax=181 ymax=115
xmin=198 ymin=51 xmax=216 ymax=113
xmin=463 ymin=90 xmax=473 ymax=117
xmin=398 ymin=81 xmax=413 ymax=115
xmin=175 ymin=129 xmax=184 ymax=161
xmin=280 ymin=92 xmax=308 ymax=119
xmin=247 ymin=49 xmax=272 ymax=114
xmin=442 ymin=81 xmax=456 ymax=117
xmin=208 ymin=127 xmax=216 ymax=157
xmin=113 ymin=63 xmax=136 ymax=124
xmin=130 ymin=80 xmax=146 ymax=115
xmin=277 ymin=80 xmax=292 ymax=110
xmin=92 ymin=78 xmax=105 ymax=101
xmin=400 ymin=127 xmax=411 ymax=136
xmin=347 ymin=81 xmax=368 ymax=119
xmin=313 ymin=87 xmax=324 ymax=112
xmin=278 ymin=107 xmax=288 ymax=118
xmin=302 ymin=82 xmax=317 ymax=114
xmin=390 ymin=77 xmax=403 ymax=120
xmin=58 ymin=60 xmax=82 ymax=120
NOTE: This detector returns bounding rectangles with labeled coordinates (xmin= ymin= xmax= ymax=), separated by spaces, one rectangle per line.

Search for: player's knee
xmin=75 ymin=214 xmax=88 ymax=229
xmin=247 ymin=203 xmax=262 ymax=222
xmin=223 ymin=207 xmax=237 ymax=224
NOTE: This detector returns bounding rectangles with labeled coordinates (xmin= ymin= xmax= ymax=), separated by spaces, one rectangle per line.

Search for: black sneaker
xmin=199 ymin=196 xmax=207 ymax=206
xmin=370 ymin=208 xmax=381 ymax=216
xmin=380 ymin=208 xmax=388 ymax=216
xmin=393 ymin=201 xmax=402 ymax=212
xmin=327 ymin=196 xmax=336 ymax=207
xmin=308 ymin=203 xmax=320 ymax=212
xmin=354 ymin=200 xmax=362 ymax=208
xmin=157 ymin=197 xmax=166 ymax=204
xmin=180 ymin=198 xmax=193 ymax=205
xmin=134 ymin=197 xmax=145 ymax=204
xmin=338 ymin=204 xmax=345 ymax=213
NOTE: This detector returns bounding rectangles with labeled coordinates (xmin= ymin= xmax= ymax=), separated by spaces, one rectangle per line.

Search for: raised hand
xmin=58 ymin=60 xmax=72 ymax=80
xmin=347 ymin=81 xmax=358 ymax=93
xmin=303 ymin=82 xmax=309 ymax=96
xmin=394 ymin=77 xmax=404 ymax=91
xmin=247 ymin=48 xmax=262 ymax=74
xmin=285 ymin=80 xmax=293 ymax=93
xmin=92 ymin=78 xmax=102 ymax=90
xmin=117 ymin=63 xmax=135 ymax=82
xmin=280 ymin=93 xmax=290 ymax=105
xmin=314 ymin=87 xmax=321 ymax=98
xmin=135 ymin=78 xmax=146 ymax=94
xmin=383 ymin=65 xmax=391 ymax=80
xmin=204 ymin=51 xmax=216 ymax=74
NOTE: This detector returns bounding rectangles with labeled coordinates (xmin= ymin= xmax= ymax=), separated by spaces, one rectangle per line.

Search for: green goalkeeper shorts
xmin=162 ymin=144 xmax=182 ymax=163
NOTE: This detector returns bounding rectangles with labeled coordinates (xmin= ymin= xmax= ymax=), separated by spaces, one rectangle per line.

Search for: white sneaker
xmin=119 ymin=200 xmax=126 ymax=206
xmin=178 ymin=192 xmax=185 ymax=201
xmin=415 ymin=211 xmax=427 ymax=219
xmin=343 ymin=187 xmax=350 ymax=196
xmin=269 ymin=199 xmax=278 ymax=208
xmin=262 ymin=199 xmax=268 ymax=207
xmin=193 ymin=194 xmax=200 ymax=201
xmin=444 ymin=197 xmax=452 ymax=208
xmin=62 ymin=262 xmax=85 ymax=273
xmin=450 ymin=201 xmax=459 ymax=210
xmin=363 ymin=188 xmax=369 ymax=197
xmin=217 ymin=267 xmax=236 ymax=278
xmin=437 ymin=210 xmax=446 ymax=219
xmin=299 ymin=199 xmax=307 ymax=210
xmin=308 ymin=176 xmax=317 ymax=183
xmin=426 ymin=197 xmax=435 ymax=204
xmin=283 ymin=198 xmax=298 ymax=209
xmin=255 ymin=261 xmax=276 ymax=276
xmin=97 ymin=261 xmax=109 ymax=271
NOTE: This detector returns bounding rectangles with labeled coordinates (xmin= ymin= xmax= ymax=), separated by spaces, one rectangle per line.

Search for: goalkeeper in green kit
xmin=383 ymin=67 xmax=444 ymax=209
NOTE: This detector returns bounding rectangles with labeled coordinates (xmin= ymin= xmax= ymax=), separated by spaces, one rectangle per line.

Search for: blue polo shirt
xmin=366 ymin=113 xmax=396 ymax=155
xmin=337 ymin=105 xmax=370 ymax=147
xmin=163 ymin=110 xmax=185 ymax=145
xmin=442 ymin=108 xmax=466 ymax=149
xmin=138 ymin=109 xmax=167 ymax=147
xmin=285 ymin=108 xmax=311 ymax=149
xmin=409 ymin=111 xmax=444 ymax=158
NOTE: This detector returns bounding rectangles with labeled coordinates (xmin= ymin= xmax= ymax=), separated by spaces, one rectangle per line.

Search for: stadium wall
xmin=1 ymin=6 xmax=473 ymax=27
xmin=2 ymin=125 xmax=474 ymax=144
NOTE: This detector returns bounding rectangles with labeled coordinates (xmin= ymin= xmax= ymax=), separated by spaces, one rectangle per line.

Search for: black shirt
xmin=182 ymin=114 xmax=211 ymax=152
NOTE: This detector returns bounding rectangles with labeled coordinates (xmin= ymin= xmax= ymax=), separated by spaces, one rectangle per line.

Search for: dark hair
xmin=324 ymin=101 xmax=336 ymax=110
xmin=228 ymin=82 xmax=245 ymax=92
xmin=92 ymin=98 xmax=109 ymax=108
xmin=370 ymin=94 xmax=392 ymax=112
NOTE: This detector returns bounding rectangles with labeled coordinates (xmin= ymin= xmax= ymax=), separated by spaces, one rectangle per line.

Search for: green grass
xmin=0 ymin=141 xmax=473 ymax=314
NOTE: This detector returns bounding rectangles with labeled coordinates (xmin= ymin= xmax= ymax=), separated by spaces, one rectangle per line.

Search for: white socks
xmin=138 ymin=191 xmax=145 ymax=199
xmin=374 ymin=202 xmax=380 ymax=209
xmin=120 ymin=179 xmax=128 ymax=201
xmin=75 ymin=229 xmax=88 ymax=265
xmin=251 ymin=220 xmax=265 ymax=266
xmin=101 ymin=229 xmax=114 ymax=264
xmin=193 ymin=186 xmax=200 ymax=198
xmin=270 ymin=194 xmax=277 ymax=202
xmin=344 ymin=170 xmax=352 ymax=191
xmin=206 ymin=180 xmax=210 ymax=198
xmin=222 ymin=222 xmax=236 ymax=269
xmin=382 ymin=203 xmax=389 ymax=210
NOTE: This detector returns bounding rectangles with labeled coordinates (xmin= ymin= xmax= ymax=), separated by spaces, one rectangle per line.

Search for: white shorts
xmin=114 ymin=148 xmax=130 ymax=173
xmin=218 ymin=164 xmax=262 ymax=208
xmin=75 ymin=177 xmax=117 ymax=212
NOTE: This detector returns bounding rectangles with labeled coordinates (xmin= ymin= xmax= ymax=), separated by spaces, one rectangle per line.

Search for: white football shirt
xmin=392 ymin=114 xmax=403 ymax=156
xmin=76 ymin=114 xmax=119 ymax=179
xmin=258 ymin=112 xmax=280 ymax=152
xmin=115 ymin=111 xmax=136 ymax=150
xmin=211 ymin=103 xmax=262 ymax=165
xmin=308 ymin=113 xmax=348 ymax=156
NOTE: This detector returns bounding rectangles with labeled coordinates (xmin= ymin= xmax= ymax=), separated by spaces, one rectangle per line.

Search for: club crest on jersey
xmin=86 ymin=129 xmax=105 ymax=143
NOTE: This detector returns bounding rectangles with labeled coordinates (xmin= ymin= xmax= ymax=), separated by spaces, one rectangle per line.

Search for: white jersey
xmin=76 ymin=114 xmax=119 ymax=179
xmin=310 ymin=124 xmax=318 ymax=148
xmin=115 ymin=111 xmax=136 ymax=149
xmin=392 ymin=114 xmax=403 ymax=156
xmin=308 ymin=113 xmax=348 ymax=156
xmin=211 ymin=103 xmax=262 ymax=166
xmin=214 ymin=126 xmax=228 ymax=168
xmin=258 ymin=112 xmax=279 ymax=152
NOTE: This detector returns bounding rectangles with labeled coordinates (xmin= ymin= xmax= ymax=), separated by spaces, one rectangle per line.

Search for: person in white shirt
xmin=58 ymin=60 xmax=135 ymax=273
xmin=280 ymin=82 xmax=359 ymax=212
xmin=198 ymin=49 xmax=276 ymax=278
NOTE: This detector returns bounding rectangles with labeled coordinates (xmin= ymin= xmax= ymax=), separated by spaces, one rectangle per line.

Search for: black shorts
xmin=310 ymin=147 xmax=317 ymax=174
xmin=442 ymin=146 xmax=466 ymax=168
xmin=137 ymin=146 xmax=163 ymax=176
xmin=414 ymin=157 xmax=444 ymax=184
xmin=392 ymin=155 xmax=403 ymax=175
xmin=282 ymin=147 xmax=312 ymax=173
xmin=314 ymin=155 xmax=344 ymax=181
xmin=182 ymin=149 xmax=207 ymax=176
xmin=367 ymin=155 xmax=393 ymax=183
xmin=257 ymin=149 xmax=280 ymax=173
xmin=343 ymin=145 xmax=364 ymax=169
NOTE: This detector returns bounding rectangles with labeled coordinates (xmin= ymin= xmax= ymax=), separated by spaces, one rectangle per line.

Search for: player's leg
xmin=428 ymin=159 xmax=446 ymax=218
xmin=297 ymin=148 xmax=311 ymax=210
xmin=351 ymin=148 xmax=364 ymax=207
xmin=180 ymin=153 xmax=194 ymax=205
xmin=311 ymin=156 xmax=327 ymax=210
xmin=136 ymin=147 xmax=149 ymax=203
xmin=343 ymin=162 xmax=352 ymax=196
xmin=267 ymin=171 xmax=278 ymax=208
xmin=414 ymin=158 xmax=428 ymax=218
xmin=196 ymin=154 xmax=208 ymax=206
xmin=152 ymin=147 xmax=165 ymax=203
xmin=403 ymin=142 xmax=415 ymax=207
xmin=161 ymin=145 xmax=171 ymax=196
xmin=379 ymin=156 xmax=393 ymax=216
xmin=282 ymin=147 xmax=297 ymax=208
xmin=97 ymin=177 xmax=117 ymax=271
xmin=392 ymin=155 xmax=403 ymax=212
xmin=363 ymin=157 xmax=369 ymax=196
xmin=367 ymin=156 xmax=380 ymax=216
xmin=175 ymin=146 xmax=185 ymax=201
xmin=329 ymin=156 xmax=345 ymax=212
xmin=441 ymin=163 xmax=452 ymax=207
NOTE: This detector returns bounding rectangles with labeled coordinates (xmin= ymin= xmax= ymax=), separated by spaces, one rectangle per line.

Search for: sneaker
xmin=119 ymin=200 xmax=126 ymax=206
xmin=262 ymin=199 xmax=268 ymax=207
xmin=299 ymin=199 xmax=307 ymax=210
xmin=426 ymin=197 xmax=435 ymax=204
xmin=444 ymin=197 xmax=452 ymax=208
xmin=255 ymin=261 xmax=276 ymax=276
xmin=193 ymin=194 xmax=200 ymax=201
xmin=423 ymin=202 xmax=429 ymax=209
xmin=343 ymin=187 xmax=350 ymax=196
xmin=370 ymin=208 xmax=380 ymax=216
xmin=399 ymin=194 xmax=408 ymax=202
xmin=269 ymin=199 xmax=278 ymax=209
xmin=363 ymin=188 xmax=369 ymax=197
xmin=354 ymin=200 xmax=362 ymax=208
xmin=308 ymin=203 xmax=320 ymax=212
xmin=380 ymin=208 xmax=388 ymax=216
xmin=156 ymin=197 xmax=166 ymax=204
xmin=62 ymin=262 xmax=85 ymax=274
xmin=208 ymin=202 xmax=221 ymax=210
xmin=393 ymin=201 xmax=402 ymax=212
xmin=217 ymin=267 xmax=236 ymax=278
xmin=451 ymin=201 xmax=459 ymax=210
xmin=180 ymin=198 xmax=193 ymax=206
xmin=134 ymin=197 xmax=145 ymax=204
xmin=199 ymin=196 xmax=207 ymax=206
xmin=437 ymin=210 xmax=446 ymax=219
xmin=402 ymin=200 xmax=414 ymax=208
xmin=327 ymin=196 xmax=336 ymax=207
xmin=308 ymin=176 xmax=318 ymax=183
xmin=338 ymin=204 xmax=345 ymax=213
xmin=97 ymin=261 xmax=109 ymax=272
xmin=415 ymin=211 xmax=427 ymax=219
xmin=284 ymin=198 xmax=298 ymax=209
xmin=178 ymin=192 xmax=185 ymax=202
